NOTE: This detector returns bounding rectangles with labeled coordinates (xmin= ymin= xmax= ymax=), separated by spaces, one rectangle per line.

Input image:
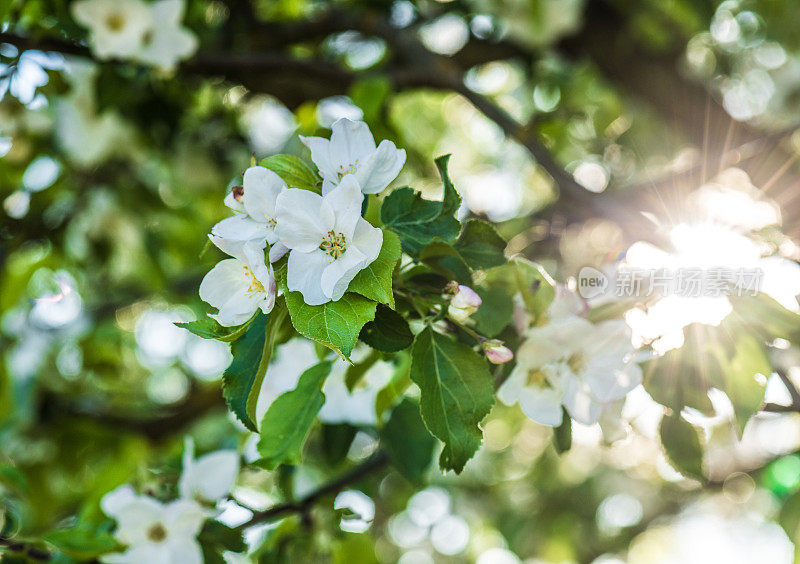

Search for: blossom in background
xmin=497 ymin=315 xmax=641 ymax=427
xmin=135 ymin=0 xmax=198 ymax=71
xmin=275 ymin=175 xmax=382 ymax=305
xmin=300 ymin=118 xmax=406 ymax=195
xmin=55 ymin=61 xmax=133 ymax=167
xmin=100 ymin=485 xmax=205 ymax=564
xmin=178 ymin=438 xmax=240 ymax=505
xmin=448 ymin=284 xmax=482 ymax=322
xmin=71 ymin=0 xmax=152 ymax=59
xmin=215 ymin=165 xmax=289 ymax=262
xmin=199 ymin=239 xmax=275 ymax=326
xmin=72 ymin=0 xmax=197 ymax=71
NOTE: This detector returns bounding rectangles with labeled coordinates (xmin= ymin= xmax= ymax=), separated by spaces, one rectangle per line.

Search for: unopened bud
xmin=448 ymin=285 xmax=482 ymax=322
xmin=482 ymin=339 xmax=514 ymax=364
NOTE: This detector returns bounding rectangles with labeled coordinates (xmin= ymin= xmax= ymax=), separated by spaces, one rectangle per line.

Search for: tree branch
xmin=235 ymin=451 xmax=389 ymax=531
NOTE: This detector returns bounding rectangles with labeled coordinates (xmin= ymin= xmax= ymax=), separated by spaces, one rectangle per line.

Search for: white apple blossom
xmin=135 ymin=0 xmax=198 ymax=71
xmin=178 ymin=438 xmax=240 ymax=505
xmin=100 ymin=485 xmax=205 ymax=564
xmin=199 ymin=239 xmax=275 ymax=326
xmin=71 ymin=0 xmax=152 ymax=59
xmin=214 ymin=166 xmax=289 ymax=263
xmin=497 ymin=315 xmax=641 ymax=427
xmin=275 ymin=175 xmax=382 ymax=305
xmin=300 ymin=118 xmax=406 ymax=195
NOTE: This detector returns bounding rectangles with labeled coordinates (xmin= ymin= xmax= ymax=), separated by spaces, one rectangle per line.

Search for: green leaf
xmin=484 ymin=257 xmax=555 ymax=320
xmin=381 ymin=155 xmax=461 ymax=254
xmin=419 ymin=241 xmax=472 ymax=284
xmin=730 ymin=292 xmax=800 ymax=341
xmin=321 ymin=424 xmax=357 ymax=466
xmin=175 ymin=315 xmax=254 ymax=342
xmin=256 ymin=361 xmax=333 ymax=470
xmin=199 ymin=521 xmax=246 ymax=553
xmin=659 ymin=412 xmax=704 ymax=481
xmin=410 ymin=327 xmax=494 ymax=473
xmin=258 ymin=154 xmax=321 ymax=192
xmin=380 ymin=398 xmax=436 ymax=484
xmin=348 ymin=229 xmax=401 ymax=307
xmin=471 ymin=286 xmax=514 ymax=338
xmin=454 ymin=219 xmax=506 ymax=269
xmin=553 ymin=409 xmax=572 ymax=454
xmin=359 ymin=304 xmax=413 ymax=352
xmin=713 ymin=333 xmax=769 ymax=437
xmin=283 ymin=288 xmax=377 ymax=362
xmin=44 ymin=528 xmax=119 ymax=560
xmin=222 ymin=312 xmax=269 ymax=431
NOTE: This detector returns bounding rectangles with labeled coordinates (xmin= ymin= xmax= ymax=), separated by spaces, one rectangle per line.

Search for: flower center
xmin=263 ymin=215 xmax=277 ymax=229
xmin=243 ymin=266 xmax=265 ymax=296
xmin=566 ymin=353 xmax=585 ymax=374
xmin=147 ymin=523 xmax=167 ymax=543
xmin=336 ymin=161 xmax=358 ymax=180
xmin=105 ymin=13 xmax=126 ymax=32
xmin=526 ymin=369 xmax=547 ymax=387
xmin=320 ymin=230 xmax=347 ymax=259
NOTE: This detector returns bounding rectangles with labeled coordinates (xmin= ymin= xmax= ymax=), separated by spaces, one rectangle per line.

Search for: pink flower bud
xmin=482 ymin=339 xmax=514 ymax=364
xmin=448 ymin=285 xmax=482 ymax=322
xmin=451 ymin=285 xmax=482 ymax=309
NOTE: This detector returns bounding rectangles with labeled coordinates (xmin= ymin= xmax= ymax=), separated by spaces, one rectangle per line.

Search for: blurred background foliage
xmin=4 ymin=0 xmax=800 ymax=562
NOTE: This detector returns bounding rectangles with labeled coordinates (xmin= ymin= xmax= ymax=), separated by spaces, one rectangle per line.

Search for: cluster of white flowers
xmin=100 ymin=439 xmax=239 ymax=563
xmin=200 ymin=118 xmax=406 ymax=323
xmin=71 ymin=0 xmax=197 ymax=71
xmin=498 ymin=287 xmax=642 ymax=435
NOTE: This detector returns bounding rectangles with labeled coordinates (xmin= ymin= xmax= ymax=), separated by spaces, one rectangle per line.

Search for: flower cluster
xmin=71 ymin=0 xmax=197 ymax=71
xmin=100 ymin=439 xmax=239 ymax=563
xmin=498 ymin=287 xmax=642 ymax=434
xmin=200 ymin=118 xmax=406 ymax=323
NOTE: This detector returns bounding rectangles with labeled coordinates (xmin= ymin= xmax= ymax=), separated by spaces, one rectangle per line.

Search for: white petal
xmin=113 ymin=496 xmax=164 ymax=545
xmin=299 ymin=135 xmax=336 ymax=180
xmin=275 ymin=189 xmax=333 ymax=252
xmin=101 ymin=485 xmax=137 ymax=518
xmin=329 ymin=119 xmax=376 ymax=167
xmin=199 ymin=259 xmax=261 ymax=325
xmin=324 ymin=175 xmax=363 ymax=240
xmin=211 ymin=215 xmax=267 ymax=245
xmin=496 ymin=365 xmax=526 ymax=406
xmin=321 ymin=245 xmax=366 ymax=301
xmin=321 ymin=177 xmax=339 ymax=195
xmin=583 ymin=361 xmax=642 ymax=404
xmin=518 ymin=386 xmax=564 ymax=427
xmin=287 ymin=249 xmax=332 ymax=305
xmin=355 ymin=141 xmax=406 ymax=194
xmin=268 ymin=241 xmax=289 ymax=263
xmin=562 ymin=375 xmax=602 ymax=425
xmin=209 ymin=309 xmax=253 ymax=327
xmin=224 ymin=189 xmax=245 ymax=213
xmin=180 ymin=450 xmax=240 ymax=503
xmin=137 ymin=26 xmax=198 ymax=70
xmin=242 ymin=166 xmax=286 ymax=222
xmin=163 ymin=499 xmax=206 ymax=538
xmin=598 ymin=398 xmax=627 ymax=443
xmin=351 ymin=217 xmax=382 ymax=266
xmin=150 ymin=0 xmax=184 ymax=24
xmin=165 ymin=539 xmax=203 ymax=564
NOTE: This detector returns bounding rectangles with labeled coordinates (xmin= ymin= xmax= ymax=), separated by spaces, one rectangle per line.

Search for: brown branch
xmin=39 ymin=382 xmax=224 ymax=441
xmin=235 ymin=451 xmax=389 ymax=531
xmin=0 ymin=536 xmax=51 ymax=561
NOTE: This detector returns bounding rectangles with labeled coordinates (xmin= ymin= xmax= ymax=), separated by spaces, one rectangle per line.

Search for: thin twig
xmin=235 ymin=451 xmax=389 ymax=531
